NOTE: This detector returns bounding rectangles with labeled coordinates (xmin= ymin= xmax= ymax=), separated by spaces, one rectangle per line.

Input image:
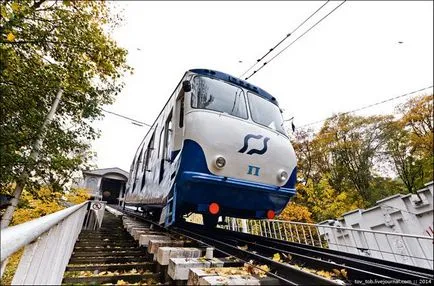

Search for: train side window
xmin=160 ymin=111 xmax=173 ymax=183
xmin=140 ymin=149 xmax=148 ymax=190
xmin=141 ymin=131 xmax=155 ymax=189
xmin=178 ymin=95 xmax=184 ymax=128
xmin=164 ymin=111 xmax=173 ymax=161
xmin=158 ymin=127 xmax=165 ymax=159
xmin=132 ymin=148 xmax=143 ymax=192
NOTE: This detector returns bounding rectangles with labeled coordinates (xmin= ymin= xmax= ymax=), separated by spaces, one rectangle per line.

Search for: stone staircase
xmin=62 ymin=210 xmax=160 ymax=285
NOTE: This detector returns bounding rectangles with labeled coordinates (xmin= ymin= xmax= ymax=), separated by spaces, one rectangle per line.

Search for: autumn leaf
xmin=317 ymin=270 xmax=332 ymax=279
xmin=257 ymin=265 xmax=270 ymax=278
xmin=11 ymin=2 xmax=20 ymax=12
xmin=6 ymin=32 xmax=15 ymax=42
xmin=272 ymin=253 xmax=281 ymax=262
xmin=116 ymin=280 xmax=127 ymax=285
xmin=340 ymin=269 xmax=348 ymax=279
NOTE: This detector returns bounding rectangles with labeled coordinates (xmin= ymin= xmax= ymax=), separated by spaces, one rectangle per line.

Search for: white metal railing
xmin=221 ymin=218 xmax=434 ymax=270
xmin=1 ymin=201 xmax=90 ymax=285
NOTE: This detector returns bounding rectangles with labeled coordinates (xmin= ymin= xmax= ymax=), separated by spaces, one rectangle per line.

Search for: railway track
xmin=174 ymin=222 xmax=433 ymax=285
xmin=118 ymin=206 xmax=433 ymax=285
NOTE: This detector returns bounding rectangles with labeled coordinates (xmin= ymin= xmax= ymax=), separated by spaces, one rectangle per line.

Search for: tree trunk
xmin=0 ymin=89 xmax=63 ymax=229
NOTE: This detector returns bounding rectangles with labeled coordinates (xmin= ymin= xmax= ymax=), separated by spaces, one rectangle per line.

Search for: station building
xmin=74 ymin=167 xmax=129 ymax=204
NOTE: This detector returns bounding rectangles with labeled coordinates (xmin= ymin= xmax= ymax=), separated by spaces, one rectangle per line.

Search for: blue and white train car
xmin=124 ymin=69 xmax=297 ymax=227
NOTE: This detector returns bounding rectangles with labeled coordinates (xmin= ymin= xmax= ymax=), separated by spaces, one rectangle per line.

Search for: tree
xmin=0 ymin=0 xmax=131 ymax=227
xmin=315 ymin=114 xmax=392 ymax=204
xmin=293 ymin=179 xmax=363 ymax=222
xmin=278 ymin=200 xmax=314 ymax=223
xmin=384 ymin=94 xmax=433 ymax=192
xmin=398 ymin=94 xmax=433 ymax=156
xmin=290 ymin=96 xmax=432 ymax=221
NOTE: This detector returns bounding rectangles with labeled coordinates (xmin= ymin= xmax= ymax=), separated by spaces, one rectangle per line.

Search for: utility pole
xmin=0 ymin=89 xmax=64 ymax=229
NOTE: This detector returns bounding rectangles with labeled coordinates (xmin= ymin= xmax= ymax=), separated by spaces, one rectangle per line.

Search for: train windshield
xmin=247 ymin=92 xmax=286 ymax=135
xmin=191 ymin=76 xmax=248 ymax=119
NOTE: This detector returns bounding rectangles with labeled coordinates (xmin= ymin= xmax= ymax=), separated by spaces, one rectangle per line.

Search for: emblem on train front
xmin=238 ymin=134 xmax=270 ymax=155
xmin=247 ymin=165 xmax=260 ymax=176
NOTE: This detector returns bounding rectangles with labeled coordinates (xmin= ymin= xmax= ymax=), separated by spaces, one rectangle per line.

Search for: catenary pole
xmin=1 ymin=89 xmax=64 ymax=229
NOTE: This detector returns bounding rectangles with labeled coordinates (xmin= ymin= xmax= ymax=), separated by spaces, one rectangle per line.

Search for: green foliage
xmin=292 ymin=94 xmax=433 ymax=222
xmin=386 ymin=94 xmax=434 ymax=192
xmin=0 ymin=248 xmax=23 ymax=286
xmin=0 ymin=0 xmax=131 ymax=192
xmin=293 ymin=179 xmax=364 ymax=222
xmin=0 ymin=185 xmax=90 ymax=284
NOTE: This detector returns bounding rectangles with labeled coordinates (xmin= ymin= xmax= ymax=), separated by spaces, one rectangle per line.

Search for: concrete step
xmin=62 ymin=272 xmax=159 ymax=284
xmin=73 ymin=246 xmax=139 ymax=251
xmin=68 ymin=256 xmax=150 ymax=264
xmin=72 ymin=250 xmax=147 ymax=257
xmin=74 ymin=242 xmax=138 ymax=247
xmin=63 ymin=210 xmax=162 ymax=285
xmin=76 ymin=237 xmax=136 ymax=244
xmin=66 ymin=262 xmax=154 ymax=272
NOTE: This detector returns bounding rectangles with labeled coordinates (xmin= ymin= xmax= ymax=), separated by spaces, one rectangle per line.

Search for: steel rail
xmin=171 ymin=225 xmax=341 ymax=285
xmin=117 ymin=207 xmax=338 ymax=285
xmin=116 ymin=207 xmax=432 ymax=284
xmin=225 ymin=232 xmax=429 ymax=282
xmin=226 ymin=228 xmax=434 ymax=280
xmin=176 ymin=222 xmax=427 ymax=285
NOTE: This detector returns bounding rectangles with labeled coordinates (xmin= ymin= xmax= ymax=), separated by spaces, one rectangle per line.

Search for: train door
xmin=159 ymin=110 xmax=173 ymax=183
xmin=173 ymin=88 xmax=185 ymax=152
xmin=141 ymin=131 xmax=155 ymax=190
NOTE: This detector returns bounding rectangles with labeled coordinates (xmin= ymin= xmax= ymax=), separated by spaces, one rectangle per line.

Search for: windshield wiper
xmin=230 ymin=90 xmax=241 ymax=115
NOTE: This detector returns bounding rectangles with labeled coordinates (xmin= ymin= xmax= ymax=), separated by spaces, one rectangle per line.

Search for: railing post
xmin=1 ymin=202 xmax=89 ymax=285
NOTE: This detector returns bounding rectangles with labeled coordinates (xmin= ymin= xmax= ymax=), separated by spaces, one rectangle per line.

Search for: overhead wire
xmin=245 ymin=0 xmax=347 ymax=80
xmin=101 ymin=108 xmax=152 ymax=128
xmin=239 ymin=0 xmax=330 ymax=79
xmin=294 ymin=85 xmax=433 ymax=128
xmin=71 ymin=1 xmax=343 ymax=130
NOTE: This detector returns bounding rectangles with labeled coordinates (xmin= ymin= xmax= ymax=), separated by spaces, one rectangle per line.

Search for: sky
xmin=91 ymin=1 xmax=433 ymax=172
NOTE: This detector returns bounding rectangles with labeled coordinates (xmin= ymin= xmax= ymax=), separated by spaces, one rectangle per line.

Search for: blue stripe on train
xmin=173 ymin=139 xmax=296 ymax=218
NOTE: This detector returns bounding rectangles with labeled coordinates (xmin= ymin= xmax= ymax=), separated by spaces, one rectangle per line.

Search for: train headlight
xmin=277 ymin=170 xmax=288 ymax=182
xmin=215 ymin=156 xmax=226 ymax=169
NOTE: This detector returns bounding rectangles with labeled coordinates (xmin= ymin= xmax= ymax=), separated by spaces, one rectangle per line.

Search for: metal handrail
xmin=265 ymin=219 xmax=433 ymax=239
xmin=1 ymin=201 xmax=88 ymax=262
xmin=222 ymin=217 xmax=434 ymax=270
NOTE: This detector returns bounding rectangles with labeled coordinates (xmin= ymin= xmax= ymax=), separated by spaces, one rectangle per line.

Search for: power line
xmin=101 ymin=108 xmax=152 ymax=127
xmin=295 ymin=85 xmax=433 ymax=128
xmin=239 ymin=0 xmax=330 ymax=79
xmin=245 ymin=0 xmax=346 ymax=81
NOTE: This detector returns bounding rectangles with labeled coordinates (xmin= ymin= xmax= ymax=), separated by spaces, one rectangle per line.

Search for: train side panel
xmin=124 ymin=75 xmax=187 ymax=206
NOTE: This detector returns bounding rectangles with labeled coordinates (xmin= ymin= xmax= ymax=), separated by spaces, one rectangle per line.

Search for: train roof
xmin=189 ymin=69 xmax=279 ymax=106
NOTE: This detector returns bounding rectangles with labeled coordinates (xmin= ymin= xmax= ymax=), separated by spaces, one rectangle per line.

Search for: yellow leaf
xmin=11 ymin=2 xmax=20 ymax=12
xmin=317 ymin=270 xmax=332 ymax=279
xmin=6 ymin=32 xmax=15 ymax=42
xmin=340 ymin=269 xmax=348 ymax=279
xmin=257 ymin=265 xmax=270 ymax=278
xmin=116 ymin=280 xmax=127 ymax=285
xmin=272 ymin=253 xmax=281 ymax=262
